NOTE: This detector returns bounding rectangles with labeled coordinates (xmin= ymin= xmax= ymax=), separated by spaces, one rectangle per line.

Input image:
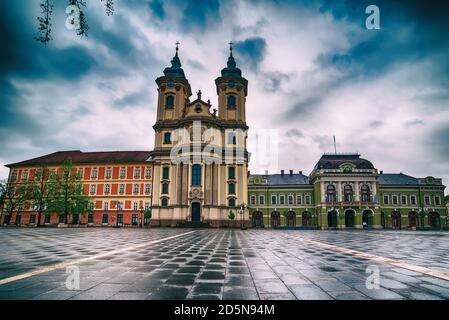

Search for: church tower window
xmin=192 ymin=164 xmax=202 ymax=186
xmin=165 ymin=95 xmax=174 ymax=109
xmin=164 ymin=132 xmax=172 ymax=144
xmin=227 ymin=94 xmax=236 ymax=109
xmin=228 ymin=166 xmax=235 ymax=180
xmin=162 ymin=167 xmax=170 ymax=180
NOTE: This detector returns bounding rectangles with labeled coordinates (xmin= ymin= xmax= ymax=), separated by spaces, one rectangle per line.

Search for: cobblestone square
xmin=0 ymin=228 xmax=449 ymax=300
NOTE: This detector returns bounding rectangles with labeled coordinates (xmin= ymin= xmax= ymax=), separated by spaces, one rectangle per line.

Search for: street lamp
xmin=139 ymin=206 xmax=144 ymax=228
xmin=116 ymin=201 xmax=121 ymax=227
xmin=239 ymin=203 xmax=247 ymax=230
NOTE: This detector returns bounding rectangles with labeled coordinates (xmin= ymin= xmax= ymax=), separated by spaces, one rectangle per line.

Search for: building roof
xmin=314 ymin=153 xmax=375 ymax=170
xmin=379 ymin=173 xmax=419 ymax=185
xmin=6 ymin=151 xmax=151 ymax=168
xmin=250 ymin=173 xmax=310 ymax=186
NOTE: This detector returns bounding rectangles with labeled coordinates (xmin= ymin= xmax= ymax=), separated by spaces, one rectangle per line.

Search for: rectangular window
xmin=383 ymin=194 xmax=389 ymax=205
xmin=11 ymin=172 xmax=17 ymax=181
xmin=102 ymin=214 xmax=109 ymax=224
xmin=410 ymin=195 xmax=416 ymax=205
xmin=435 ymin=196 xmax=441 ymax=206
xmin=305 ymin=195 xmax=311 ymax=205
xmin=90 ymin=185 xmax=96 ymax=194
xmin=77 ymin=169 xmax=84 ymax=179
xmin=22 ymin=171 xmax=28 ymax=180
xmin=271 ymin=195 xmax=277 ymax=205
xmin=88 ymin=214 xmax=94 ymax=224
xmin=296 ymin=194 xmax=302 ymax=205
xmin=145 ymin=184 xmax=151 ymax=193
xmin=104 ymin=202 xmax=109 ymax=211
xmin=228 ymin=132 xmax=236 ymax=145
xmin=91 ymin=169 xmax=98 ymax=179
xmin=144 ymin=202 xmax=150 ymax=210
xmin=44 ymin=214 xmax=51 ymax=224
xmin=401 ymin=195 xmax=407 ymax=205
xmin=162 ymin=167 xmax=170 ymax=180
xmin=288 ymin=194 xmax=294 ymax=205
xmin=228 ymin=183 xmax=236 ymax=195
xmin=134 ymin=168 xmax=141 ymax=178
xmin=279 ymin=195 xmax=285 ymax=205
xmin=392 ymin=195 xmax=398 ymax=205
xmin=228 ymin=167 xmax=235 ymax=180
xmin=105 ymin=169 xmax=112 ymax=179
xmin=145 ymin=168 xmax=152 ymax=178
xmin=120 ymin=168 xmax=126 ymax=179
xmin=117 ymin=202 xmax=123 ymax=210
xmin=424 ymin=195 xmax=431 ymax=206
xmin=29 ymin=215 xmax=36 ymax=224
xmin=119 ymin=184 xmax=125 ymax=194
xmin=117 ymin=214 xmax=123 ymax=224
xmin=250 ymin=194 xmax=256 ymax=205
xmin=105 ymin=184 xmax=110 ymax=193
xmin=164 ymin=132 xmax=172 ymax=144
xmin=132 ymin=214 xmax=139 ymax=225
xmin=133 ymin=184 xmax=139 ymax=194
xmin=162 ymin=183 xmax=169 ymax=194
xmin=259 ymin=194 xmax=265 ymax=205
xmin=133 ymin=202 xmax=138 ymax=211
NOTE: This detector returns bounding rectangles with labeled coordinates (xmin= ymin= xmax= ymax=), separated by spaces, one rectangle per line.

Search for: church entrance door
xmin=191 ymin=203 xmax=201 ymax=222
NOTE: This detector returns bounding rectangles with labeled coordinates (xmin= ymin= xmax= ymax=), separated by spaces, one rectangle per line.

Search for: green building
xmin=248 ymin=154 xmax=447 ymax=230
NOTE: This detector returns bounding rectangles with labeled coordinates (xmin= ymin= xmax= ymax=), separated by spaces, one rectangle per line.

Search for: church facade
xmin=1 ymin=47 xmax=447 ymax=229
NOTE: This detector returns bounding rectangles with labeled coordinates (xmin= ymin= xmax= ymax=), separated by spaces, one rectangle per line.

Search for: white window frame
xmin=90 ymin=185 xmax=96 ymax=194
xmin=288 ymin=194 xmax=294 ymax=205
xmin=305 ymin=194 xmax=311 ymax=205
xmin=91 ymin=169 xmax=98 ymax=179
xmin=279 ymin=194 xmax=285 ymax=205
xmin=119 ymin=184 xmax=125 ymax=194
xmin=134 ymin=168 xmax=141 ymax=179
xmin=259 ymin=194 xmax=265 ymax=205
xmin=105 ymin=184 xmax=110 ymax=194
xmin=271 ymin=194 xmax=277 ymax=205
xmin=296 ymin=193 xmax=302 ymax=205
xmin=133 ymin=184 xmax=139 ymax=194
xmin=250 ymin=194 xmax=256 ymax=205
xmin=105 ymin=168 xmax=112 ymax=179
xmin=145 ymin=184 xmax=151 ymax=193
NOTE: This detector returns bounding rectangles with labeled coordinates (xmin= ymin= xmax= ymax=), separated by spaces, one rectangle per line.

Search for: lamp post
xmin=239 ymin=203 xmax=247 ymax=230
xmin=116 ymin=201 xmax=121 ymax=227
xmin=139 ymin=206 xmax=144 ymax=228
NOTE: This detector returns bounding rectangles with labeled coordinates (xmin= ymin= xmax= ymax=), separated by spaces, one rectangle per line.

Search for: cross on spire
xmin=175 ymin=41 xmax=180 ymax=53
xmin=229 ymin=41 xmax=233 ymax=56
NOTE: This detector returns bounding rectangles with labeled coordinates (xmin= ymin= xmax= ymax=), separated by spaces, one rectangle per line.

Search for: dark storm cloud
xmin=234 ymin=37 xmax=267 ymax=71
xmin=181 ymin=0 xmax=221 ymax=31
xmin=430 ymin=126 xmax=449 ymax=160
xmin=113 ymin=90 xmax=151 ymax=109
xmin=319 ymin=0 xmax=449 ymax=81
xmin=149 ymin=0 xmax=166 ymax=19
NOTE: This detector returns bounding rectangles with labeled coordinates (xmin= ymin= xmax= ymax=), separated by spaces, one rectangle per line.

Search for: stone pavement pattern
xmin=0 ymin=228 xmax=448 ymax=300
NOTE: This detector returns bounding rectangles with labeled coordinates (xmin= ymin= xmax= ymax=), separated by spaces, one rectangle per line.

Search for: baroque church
xmin=149 ymin=44 xmax=249 ymax=227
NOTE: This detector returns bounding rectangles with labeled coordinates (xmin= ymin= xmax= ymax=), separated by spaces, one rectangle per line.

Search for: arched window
xmin=344 ymin=185 xmax=353 ymax=202
xmin=161 ymin=198 xmax=168 ymax=207
xmin=192 ymin=164 xmax=202 ymax=186
xmin=228 ymin=198 xmax=236 ymax=207
xmin=326 ymin=185 xmax=336 ymax=202
xmin=227 ymin=95 xmax=236 ymax=109
xmin=228 ymin=183 xmax=235 ymax=195
xmin=361 ymin=184 xmax=370 ymax=202
xmin=165 ymin=95 xmax=174 ymax=108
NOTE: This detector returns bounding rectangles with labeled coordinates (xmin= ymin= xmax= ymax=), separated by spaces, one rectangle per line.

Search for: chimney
xmin=289 ymin=170 xmax=293 ymax=175
xmin=299 ymin=171 xmax=303 ymax=175
xmin=281 ymin=170 xmax=284 ymax=175
xmin=380 ymin=170 xmax=383 ymax=174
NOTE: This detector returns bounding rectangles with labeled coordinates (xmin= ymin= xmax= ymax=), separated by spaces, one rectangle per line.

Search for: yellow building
xmin=150 ymin=45 xmax=250 ymax=227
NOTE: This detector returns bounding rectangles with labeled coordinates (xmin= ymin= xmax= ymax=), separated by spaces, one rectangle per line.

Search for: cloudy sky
xmin=1 ymin=0 xmax=448 ymax=191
